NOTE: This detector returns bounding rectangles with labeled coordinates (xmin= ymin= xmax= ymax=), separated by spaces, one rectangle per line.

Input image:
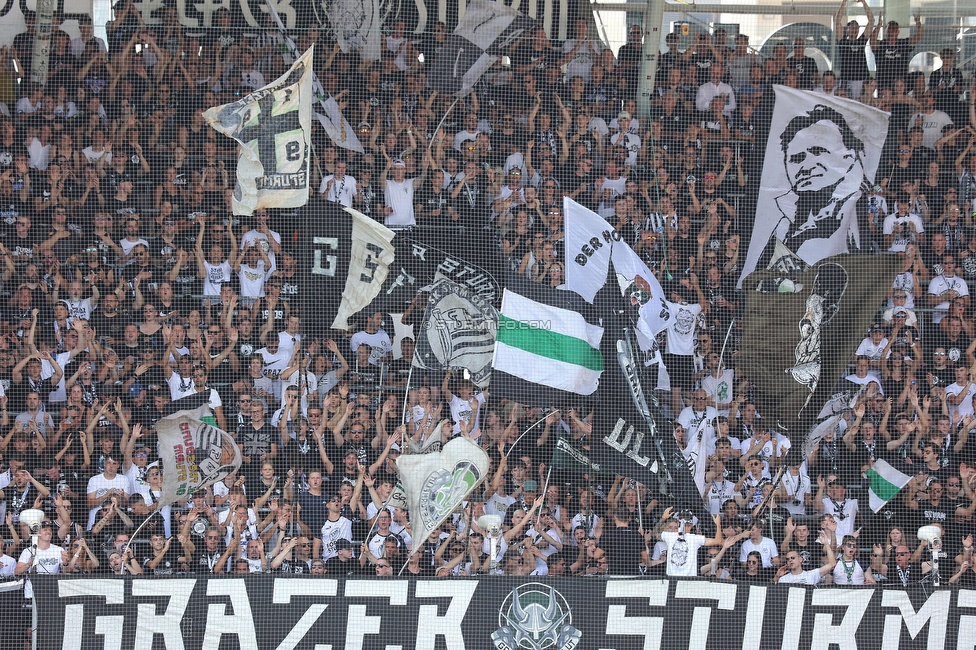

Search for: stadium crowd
xmin=0 ymin=0 xmax=976 ymax=597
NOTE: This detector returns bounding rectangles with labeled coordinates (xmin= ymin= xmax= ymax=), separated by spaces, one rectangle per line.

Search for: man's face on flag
xmin=785 ymin=121 xmax=856 ymax=193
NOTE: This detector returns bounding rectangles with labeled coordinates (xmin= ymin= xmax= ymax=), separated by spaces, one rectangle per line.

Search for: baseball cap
xmin=393 ymin=159 xmax=406 ymax=168
xmin=618 ymin=111 xmax=631 ymax=121
xmin=893 ymin=307 xmax=908 ymax=316
xmin=523 ymin=480 xmax=539 ymax=492
xmin=128 ymin=383 xmax=144 ymax=397
xmin=335 ymin=538 xmax=356 ymax=551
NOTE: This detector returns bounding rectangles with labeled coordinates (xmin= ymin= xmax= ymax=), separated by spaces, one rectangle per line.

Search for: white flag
xmin=156 ymin=397 xmax=242 ymax=507
xmin=331 ymin=207 xmax=397 ymax=330
xmin=316 ymin=97 xmax=364 ymax=153
xmin=397 ymin=437 xmax=490 ymax=554
xmin=739 ymin=86 xmax=889 ymax=285
xmin=428 ymin=0 xmax=537 ymax=97
xmin=327 ymin=0 xmax=382 ymax=61
xmin=564 ymin=196 xmax=616 ymax=304
xmin=204 ymin=47 xmax=314 ymax=216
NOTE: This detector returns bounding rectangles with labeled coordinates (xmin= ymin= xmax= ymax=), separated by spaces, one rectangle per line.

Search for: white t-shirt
xmin=450 ymin=392 xmax=486 ymax=436
xmin=349 ymin=330 xmax=393 ymax=366
xmin=167 ymin=372 xmax=196 ymax=400
xmin=320 ymin=174 xmax=357 ymax=207
xmin=854 ymin=337 xmax=888 ymax=361
xmin=832 ymin=558 xmax=868 ymax=585
xmin=0 ymin=553 xmax=16 ymax=575
xmin=928 ymin=275 xmax=969 ymax=323
xmin=821 ymin=497 xmax=858 ymax=539
xmin=320 ymin=516 xmax=353 ymax=561
xmin=18 ymin=544 xmax=64 ymax=597
xmin=86 ymin=473 xmax=131 ymax=528
xmin=663 ymin=301 xmax=702 ymax=356
xmin=202 ymin=260 xmax=234 ymax=299
xmin=778 ymin=568 xmax=824 ymax=584
xmin=661 ymin=531 xmax=706 ymax=577
xmin=701 ymin=369 xmax=735 ymax=412
xmin=739 ymin=536 xmax=778 ymax=567
xmin=238 ymin=260 xmax=274 ymax=301
xmin=946 ymin=381 xmax=976 ymax=420
xmin=384 ymin=178 xmax=417 ymax=227
xmin=239 ymin=229 xmax=282 ymax=269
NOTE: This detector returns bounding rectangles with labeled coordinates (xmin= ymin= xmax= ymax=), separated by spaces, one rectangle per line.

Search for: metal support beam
xmin=637 ymin=0 xmax=667 ymax=120
xmin=588 ymin=2 xmax=969 ymax=17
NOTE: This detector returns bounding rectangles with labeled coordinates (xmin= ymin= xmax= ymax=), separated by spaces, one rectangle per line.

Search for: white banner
xmin=396 ymin=436 xmax=490 ymax=556
xmin=332 ymin=208 xmax=397 ymax=330
xmin=316 ymin=99 xmax=365 ymax=154
xmin=204 ymin=47 xmax=314 ymax=216
xmin=739 ymin=86 xmax=889 ymax=284
xmin=156 ymin=401 xmax=241 ymax=506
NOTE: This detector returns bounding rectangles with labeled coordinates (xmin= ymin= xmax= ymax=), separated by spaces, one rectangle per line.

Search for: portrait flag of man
xmin=739 ymin=86 xmax=889 ymax=285
xmin=204 ymin=47 xmax=314 ymax=216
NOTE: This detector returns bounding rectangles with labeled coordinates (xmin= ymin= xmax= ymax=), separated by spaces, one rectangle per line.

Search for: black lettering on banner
xmin=360 ymin=243 xmax=383 ymax=283
xmin=28 ymin=576 xmax=974 ymax=649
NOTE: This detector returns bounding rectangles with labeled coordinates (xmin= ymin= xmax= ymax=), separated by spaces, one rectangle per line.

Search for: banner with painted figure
xmin=156 ymin=395 xmax=242 ymax=505
xmin=427 ymin=0 xmax=537 ymax=97
xmin=396 ymin=436 xmax=490 ymax=555
xmin=737 ymin=254 xmax=901 ymax=452
xmin=738 ymin=86 xmax=889 ymax=285
xmin=203 ymin=47 xmax=314 ymax=216
xmin=413 ymin=275 xmax=498 ymax=388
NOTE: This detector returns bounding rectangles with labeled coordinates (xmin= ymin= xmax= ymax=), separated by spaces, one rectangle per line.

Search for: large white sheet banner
xmin=739 ymin=86 xmax=889 ymax=285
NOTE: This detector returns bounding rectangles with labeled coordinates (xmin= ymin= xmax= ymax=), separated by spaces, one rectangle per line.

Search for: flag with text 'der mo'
xmin=204 ymin=47 xmax=314 ymax=216
xmin=491 ymin=279 xmax=603 ymax=405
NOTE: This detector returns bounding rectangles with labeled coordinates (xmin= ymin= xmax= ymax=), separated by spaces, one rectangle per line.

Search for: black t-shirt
xmin=837 ymin=36 xmax=871 ymax=81
xmin=875 ymin=39 xmax=915 ymax=86
xmin=142 ymin=545 xmax=183 ymax=575
xmin=323 ymin=556 xmax=364 ymax=576
xmin=599 ymin=525 xmax=644 ymax=575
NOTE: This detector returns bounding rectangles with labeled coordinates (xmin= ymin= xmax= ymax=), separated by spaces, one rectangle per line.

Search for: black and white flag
xmin=414 ymin=275 xmax=498 ymax=388
xmin=332 ymin=207 xmax=397 ymax=331
xmin=204 ymin=47 xmax=314 ymax=216
xmin=428 ymin=0 xmax=537 ymax=97
xmin=739 ymin=86 xmax=889 ymax=284
xmin=325 ymin=0 xmax=382 ymax=61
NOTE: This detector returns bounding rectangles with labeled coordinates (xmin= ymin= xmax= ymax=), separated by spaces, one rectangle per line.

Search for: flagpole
xmin=537 ymin=466 xmax=553 ymax=531
xmin=717 ymin=318 xmax=736 ymax=371
xmin=429 ymin=98 xmax=461 ymax=153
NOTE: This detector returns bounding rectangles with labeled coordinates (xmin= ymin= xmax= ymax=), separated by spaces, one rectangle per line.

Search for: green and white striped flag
xmin=866 ymin=459 xmax=912 ymax=512
xmin=492 ymin=285 xmax=604 ymax=404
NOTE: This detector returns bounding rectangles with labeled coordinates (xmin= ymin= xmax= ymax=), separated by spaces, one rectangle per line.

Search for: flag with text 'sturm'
xmin=866 ymin=459 xmax=912 ymax=512
xmin=491 ymin=277 xmax=603 ymax=406
xmin=204 ymin=47 xmax=314 ymax=216
xmin=737 ymin=253 xmax=901 ymax=459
